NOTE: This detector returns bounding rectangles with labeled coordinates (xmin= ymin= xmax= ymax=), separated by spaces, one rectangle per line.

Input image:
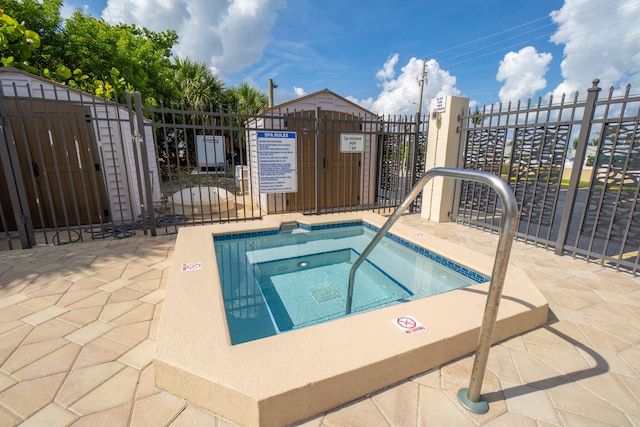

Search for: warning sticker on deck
xmin=392 ymin=315 xmax=426 ymax=335
xmin=181 ymin=262 xmax=202 ymax=272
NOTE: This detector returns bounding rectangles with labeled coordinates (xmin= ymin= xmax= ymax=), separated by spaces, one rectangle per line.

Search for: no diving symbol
xmin=181 ymin=262 xmax=202 ymax=272
xmin=392 ymin=315 xmax=426 ymax=335
xmin=397 ymin=317 xmax=416 ymax=329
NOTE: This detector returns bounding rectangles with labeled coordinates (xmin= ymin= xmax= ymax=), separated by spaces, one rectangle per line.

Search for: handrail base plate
xmin=457 ymin=388 xmax=489 ymax=414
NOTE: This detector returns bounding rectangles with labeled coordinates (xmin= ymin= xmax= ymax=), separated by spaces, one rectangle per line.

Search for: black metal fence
xmin=5 ymin=70 xmax=639 ymax=274
xmin=0 ymin=79 xmax=157 ymax=250
xmin=137 ymin=97 xmax=426 ymax=218
xmin=0 ymin=74 xmax=427 ymax=250
xmin=457 ymin=80 xmax=640 ymax=273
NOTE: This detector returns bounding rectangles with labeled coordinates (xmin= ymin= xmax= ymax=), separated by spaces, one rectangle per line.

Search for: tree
xmin=154 ymin=57 xmax=226 ymax=168
xmin=4 ymin=2 xmax=178 ymax=101
xmin=61 ymin=11 xmax=177 ymax=101
xmin=2 ymin=0 xmax=62 ymax=71
xmin=225 ymin=83 xmax=269 ymax=164
xmin=0 ymin=9 xmax=41 ymax=72
xmin=173 ymin=57 xmax=225 ymax=110
xmin=471 ymin=106 xmax=483 ymax=126
xmin=1 ymin=7 xmax=133 ymax=100
xmin=226 ymin=82 xmax=269 ymax=113
xmin=572 ymin=136 xmax=600 ymax=151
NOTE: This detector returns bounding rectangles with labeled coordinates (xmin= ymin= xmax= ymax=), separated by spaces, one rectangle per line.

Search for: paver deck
xmin=0 ymin=215 xmax=639 ymax=426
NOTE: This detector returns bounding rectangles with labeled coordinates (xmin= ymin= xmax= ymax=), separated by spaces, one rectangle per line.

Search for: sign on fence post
xmin=257 ymin=131 xmax=297 ymax=193
xmin=340 ymin=133 xmax=365 ymax=153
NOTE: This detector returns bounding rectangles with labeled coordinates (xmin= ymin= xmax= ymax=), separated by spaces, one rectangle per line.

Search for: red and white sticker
xmin=181 ymin=262 xmax=202 ymax=272
xmin=392 ymin=315 xmax=426 ymax=335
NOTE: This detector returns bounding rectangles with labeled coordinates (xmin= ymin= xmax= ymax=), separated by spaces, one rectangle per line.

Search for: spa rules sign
xmin=257 ymin=131 xmax=297 ymax=193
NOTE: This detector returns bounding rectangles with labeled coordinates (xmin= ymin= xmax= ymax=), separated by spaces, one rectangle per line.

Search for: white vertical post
xmin=420 ymin=96 xmax=469 ymax=222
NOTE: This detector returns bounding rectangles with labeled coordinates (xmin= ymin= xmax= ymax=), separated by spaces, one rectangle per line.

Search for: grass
xmin=561 ymin=179 xmax=591 ymax=188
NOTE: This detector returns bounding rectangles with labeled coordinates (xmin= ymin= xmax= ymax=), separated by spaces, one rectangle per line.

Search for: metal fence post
xmin=408 ymin=112 xmax=421 ymax=211
xmin=315 ymin=106 xmax=322 ymax=215
xmin=555 ymin=79 xmax=601 ymax=255
xmin=126 ymin=91 xmax=149 ymax=235
xmin=133 ymin=92 xmax=157 ymax=236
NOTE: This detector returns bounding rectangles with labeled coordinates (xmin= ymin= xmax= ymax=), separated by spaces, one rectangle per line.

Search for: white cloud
xmin=60 ymin=4 xmax=78 ymax=19
xmin=496 ymin=46 xmax=552 ymax=103
xmin=271 ymin=86 xmax=306 ymax=105
xmin=102 ymin=0 xmax=285 ymax=75
xmin=349 ymin=56 xmax=460 ymax=116
xmin=376 ymin=54 xmax=399 ymax=80
xmin=550 ymin=0 xmax=640 ymax=96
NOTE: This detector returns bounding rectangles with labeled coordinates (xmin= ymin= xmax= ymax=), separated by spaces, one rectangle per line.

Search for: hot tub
xmin=155 ymin=212 xmax=548 ymax=427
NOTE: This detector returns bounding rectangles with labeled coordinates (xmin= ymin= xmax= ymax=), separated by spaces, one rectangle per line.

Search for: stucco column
xmin=420 ymin=96 xmax=469 ymax=222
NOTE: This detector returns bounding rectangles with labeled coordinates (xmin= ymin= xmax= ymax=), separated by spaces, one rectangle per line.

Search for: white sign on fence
xmin=257 ymin=131 xmax=297 ymax=193
xmin=340 ymin=133 xmax=365 ymax=153
xmin=433 ymin=96 xmax=446 ymax=113
xmin=196 ymin=135 xmax=225 ymax=168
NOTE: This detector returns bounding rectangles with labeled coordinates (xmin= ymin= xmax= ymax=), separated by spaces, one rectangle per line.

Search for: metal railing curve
xmin=345 ymin=166 xmax=518 ymax=414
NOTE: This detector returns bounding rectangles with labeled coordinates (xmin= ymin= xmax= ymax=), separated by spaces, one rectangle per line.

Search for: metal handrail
xmin=345 ymin=167 xmax=518 ymax=414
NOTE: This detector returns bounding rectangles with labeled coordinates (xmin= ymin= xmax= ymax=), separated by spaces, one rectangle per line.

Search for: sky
xmin=61 ymin=0 xmax=640 ymax=115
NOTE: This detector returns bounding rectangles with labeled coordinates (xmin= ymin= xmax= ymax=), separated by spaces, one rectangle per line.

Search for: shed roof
xmin=0 ymin=66 xmax=119 ymax=106
xmin=263 ymin=88 xmax=377 ymax=116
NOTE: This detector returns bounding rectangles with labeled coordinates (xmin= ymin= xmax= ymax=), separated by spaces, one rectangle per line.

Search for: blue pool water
xmin=214 ymin=221 xmax=488 ymax=344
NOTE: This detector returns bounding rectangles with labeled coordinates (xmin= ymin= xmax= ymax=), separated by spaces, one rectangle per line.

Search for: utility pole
xmin=410 ymin=58 xmax=427 ymax=203
xmin=416 ymin=58 xmax=427 ymax=118
xmin=268 ymin=79 xmax=277 ymax=107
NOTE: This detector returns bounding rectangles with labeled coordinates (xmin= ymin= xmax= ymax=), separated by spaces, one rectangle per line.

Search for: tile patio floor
xmin=0 ymin=215 xmax=639 ymax=426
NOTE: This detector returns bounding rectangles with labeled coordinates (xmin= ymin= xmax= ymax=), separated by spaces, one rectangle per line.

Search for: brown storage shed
xmin=0 ymin=67 xmax=161 ymax=233
xmin=247 ymin=89 xmax=379 ymax=214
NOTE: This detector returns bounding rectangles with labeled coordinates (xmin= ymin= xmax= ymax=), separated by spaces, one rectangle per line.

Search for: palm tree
xmin=169 ymin=57 xmax=226 ymax=167
xmin=225 ymin=83 xmax=269 ymax=165
xmin=173 ymin=57 xmax=225 ymax=110
xmin=226 ymin=82 xmax=268 ymax=113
